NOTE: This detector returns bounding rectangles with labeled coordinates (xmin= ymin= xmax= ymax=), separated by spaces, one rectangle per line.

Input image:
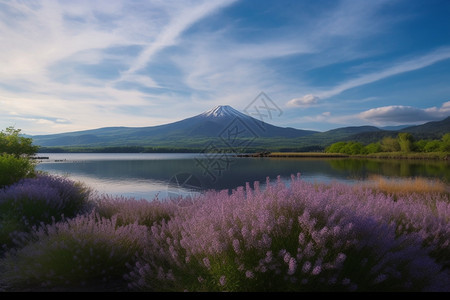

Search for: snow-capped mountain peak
xmin=200 ymin=105 xmax=249 ymax=119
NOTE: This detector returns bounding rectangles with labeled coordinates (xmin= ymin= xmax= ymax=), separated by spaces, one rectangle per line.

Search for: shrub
xmin=0 ymin=154 xmax=36 ymax=188
xmin=0 ymin=174 xmax=91 ymax=249
xmin=126 ymin=176 xmax=449 ymax=292
xmin=92 ymin=194 xmax=178 ymax=227
xmin=0 ymin=212 xmax=148 ymax=291
xmin=0 ymin=126 xmax=40 ymax=188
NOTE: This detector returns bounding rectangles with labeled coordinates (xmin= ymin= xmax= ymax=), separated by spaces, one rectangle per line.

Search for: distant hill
xmin=307 ymin=126 xmax=382 ymax=143
xmin=346 ymin=116 xmax=450 ymax=144
xmin=380 ymin=125 xmax=410 ymax=131
xmin=32 ymin=106 xmax=449 ymax=152
xmin=402 ymin=116 xmax=450 ymax=138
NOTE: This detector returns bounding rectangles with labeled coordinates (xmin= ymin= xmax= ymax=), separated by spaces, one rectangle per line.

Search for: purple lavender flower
xmin=287 ymin=257 xmax=297 ymax=275
xmin=245 ymin=270 xmax=254 ymax=279
xmin=202 ymin=257 xmax=211 ymax=269
xmin=3 ymin=173 xmax=447 ymax=292
xmin=311 ymin=265 xmax=322 ymax=276
xmin=302 ymin=261 xmax=312 ymax=273
xmin=219 ymin=275 xmax=226 ymax=286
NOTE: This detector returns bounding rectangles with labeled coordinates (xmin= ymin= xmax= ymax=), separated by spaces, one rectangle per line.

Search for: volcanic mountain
xmin=32 ymin=106 xmax=449 ymax=151
xmin=32 ymin=105 xmax=318 ymax=148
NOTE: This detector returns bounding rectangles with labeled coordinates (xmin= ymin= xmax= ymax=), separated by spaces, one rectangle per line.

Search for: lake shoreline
xmin=237 ymin=151 xmax=449 ymax=160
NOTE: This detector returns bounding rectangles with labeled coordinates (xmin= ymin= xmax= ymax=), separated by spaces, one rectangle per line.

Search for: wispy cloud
xmin=0 ymin=0 xmax=238 ymax=134
xmin=116 ymin=0 xmax=237 ymax=82
xmin=287 ymin=47 xmax=450 ymax=107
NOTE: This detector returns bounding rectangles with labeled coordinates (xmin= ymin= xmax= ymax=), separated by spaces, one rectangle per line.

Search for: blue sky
xmin=0 ymin=0 xmax=449 ymax=135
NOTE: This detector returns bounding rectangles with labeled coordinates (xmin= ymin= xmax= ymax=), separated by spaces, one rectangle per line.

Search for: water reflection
xmin=36 ymin=154 xmax=449 ymax=201
xmin=328 ymin=158 xmax=450 ymax=182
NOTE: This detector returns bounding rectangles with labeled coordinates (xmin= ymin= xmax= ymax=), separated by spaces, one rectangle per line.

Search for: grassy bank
xmin=240 ymin=152 xmax=350 ymax=158
xmin=1 ymin=173 xmax=449 ymax=292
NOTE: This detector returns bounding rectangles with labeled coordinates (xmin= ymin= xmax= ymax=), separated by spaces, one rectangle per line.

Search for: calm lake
xmin=36 ymin=153 xmax=450 ymax=201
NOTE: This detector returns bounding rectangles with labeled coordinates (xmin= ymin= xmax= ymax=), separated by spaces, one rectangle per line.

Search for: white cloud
xmin=287 ymin=94 xmax=320 ymax=107
xmin=358 ymin=101 xmax=450 ymax=124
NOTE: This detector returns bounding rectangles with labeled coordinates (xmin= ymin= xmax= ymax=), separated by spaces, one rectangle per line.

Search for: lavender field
xmin=0 ymin=173 xmax=449 ymax=292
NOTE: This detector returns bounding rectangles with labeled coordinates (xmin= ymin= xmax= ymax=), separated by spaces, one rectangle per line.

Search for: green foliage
xmin=0 ymin=154 xmax=36 ymax=188
xmin=423 ymin=140 xmax=441 ymax=153
xmin=0 ymin=126 xmax=39 ymax=187
xmin=440 ymin=133 xmax=450 ymax=152
xmin=348 ymin=142 xmax=366 ymax=155
xmin=325 ymin=142 xmax=347 ymax=153
xmin=326 ymin=132 xmax=450 ymax=156
xmin=364 ymin=142 xmax=382 ymax=154
xmin=0 ymin=127 xmax=39 ymax=157
xmin=397 ymin=133 xmax=414 ymax=152
xmin=412 ymin=134 xmax=450 ymax=153
xmin=325 ymin=142 xmax=367 ymax=155
xmin=414 ymin=140 xmax=428 ymax=152
xmin=381 ymin=136 xmax=400 ymax=152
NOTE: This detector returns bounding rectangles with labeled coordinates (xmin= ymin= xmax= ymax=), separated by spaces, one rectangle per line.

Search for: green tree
xmin=339 ymin=143 xmax=353 ymax=154
xmin=381 ymin=136 xmax=400 ymax=152
xmin=0 ymin=126 xmax=39 ymax=187
xmin=440 ymin=133 xmax=450 ymax=152
xmin=326 ymin=141 xmax=365 ymax=155
xmin=414 ymin=139 xmax=428 ymax=152
xmin=397 ymin=132 xmax=415 ymax=153
xmin=0 ymin=154 xmax=36 ymax=187
xmin=325 ymin=142 xmax=347 ymax=153
xmin=423 ymin=140 xmax=441 ymax=152
xmin=0 ymin=126 xmax=39 ymax=157
xmin=364 ymin=142 xmax=382 ymax=154
xmin=346 ymin=142 xmax=365 ymax=155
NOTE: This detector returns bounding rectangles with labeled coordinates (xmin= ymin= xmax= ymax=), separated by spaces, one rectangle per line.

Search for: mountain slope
xmin=402 ymin=116 xmax=450 ymax=138
xmin=345 ymin=116 xmax=450 ymax=144
xmin=32 ymin=106 xmax=449 ymax=151
xmin=33 ymin=105 xmax=318 ymax=148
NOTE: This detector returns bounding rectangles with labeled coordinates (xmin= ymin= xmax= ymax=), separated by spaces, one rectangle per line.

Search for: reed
xmin=364 ymin=175 xmax=448 ymax=196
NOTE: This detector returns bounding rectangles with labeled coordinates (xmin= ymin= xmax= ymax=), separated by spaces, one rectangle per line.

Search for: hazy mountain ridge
xmin=346 ymin=116 xmax=450 ymax=144
xmin=32 ymin=106 xmax=449 ymax=151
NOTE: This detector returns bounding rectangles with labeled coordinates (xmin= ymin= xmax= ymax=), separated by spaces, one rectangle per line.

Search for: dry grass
xmin=363 ymin=175 xmax=449 ymax=196
xmin=266 ymin=152 xmax=349 ymax=158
